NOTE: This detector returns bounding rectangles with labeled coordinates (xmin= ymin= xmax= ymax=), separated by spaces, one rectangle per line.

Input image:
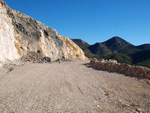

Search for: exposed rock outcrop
xmin=90 ymin=58 xmax=150 ymax=79
xmin=0 ymin=1 xmax=85 ymax=65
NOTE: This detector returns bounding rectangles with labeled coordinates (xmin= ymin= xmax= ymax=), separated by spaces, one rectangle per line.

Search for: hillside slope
xmin=102 ymin=36 xmax=131 ymax=52
xmin=136 ymin=44 xmax=150 ymax=50
xmin=72 ymin=39 xmax=94 ymax=57
xmin=72 ymin=37 xmax=150 ymax=67
xmin=88 ymin=43 xmax=112 ymax=56
xmin=0 ymin=1 xmax=85 ymax=64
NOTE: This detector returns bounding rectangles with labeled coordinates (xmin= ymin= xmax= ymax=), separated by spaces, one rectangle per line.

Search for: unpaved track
xmin=0 ymin=61 xmax=150 ymax=113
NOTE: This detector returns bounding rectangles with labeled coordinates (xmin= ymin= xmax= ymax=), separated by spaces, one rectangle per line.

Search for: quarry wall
xmin=0 ymin=1 xmax=85 ymax=65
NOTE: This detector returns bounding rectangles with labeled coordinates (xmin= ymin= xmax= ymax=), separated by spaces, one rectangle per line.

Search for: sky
xmin=4 ymin=0 xmax=150 ymax=45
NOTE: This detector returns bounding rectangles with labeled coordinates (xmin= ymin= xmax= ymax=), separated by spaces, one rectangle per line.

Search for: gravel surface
xmin=0 ymin=61 xmax=150 ymax=113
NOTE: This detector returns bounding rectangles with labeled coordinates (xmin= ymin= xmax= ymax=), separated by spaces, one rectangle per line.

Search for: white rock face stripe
xmin=0 ymin=3 xmax=20 ymax=62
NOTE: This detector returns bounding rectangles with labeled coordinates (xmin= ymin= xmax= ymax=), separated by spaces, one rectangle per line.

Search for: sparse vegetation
xmin=72 ymin=37 xmax=150 ymax=68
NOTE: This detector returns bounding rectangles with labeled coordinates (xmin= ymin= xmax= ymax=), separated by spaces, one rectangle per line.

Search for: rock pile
xmin=90 ymin=58 xmax=150 ymax=79
xmin=21 ymin=52 xmax=51 ymax=63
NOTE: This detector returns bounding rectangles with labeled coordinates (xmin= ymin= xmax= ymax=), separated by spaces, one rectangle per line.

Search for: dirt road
xmin=0 ymin=61 xmax=150 ymax=113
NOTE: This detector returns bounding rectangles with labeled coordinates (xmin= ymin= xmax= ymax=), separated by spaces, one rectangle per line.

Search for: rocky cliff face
xmin=0 ymin=1 xmax=85 ymax=64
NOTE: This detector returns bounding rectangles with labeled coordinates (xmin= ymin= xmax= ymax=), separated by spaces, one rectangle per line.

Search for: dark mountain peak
xmin=72 ymin=37 xmax=150 ymax=68
xmin=102 ymin=36 xmax=131 ymax=52
xmin=111 ymin=36 xmax=122 ymax=40
xmin=105 ymin=36 xmax=128 ymax=44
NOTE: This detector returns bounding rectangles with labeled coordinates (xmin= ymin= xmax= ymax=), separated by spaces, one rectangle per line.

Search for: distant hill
xmin=88 ymin=43 xmax=112 ymax=56
xmin=102 ymin=36 xmax=131 ymax=52
xmin=118 ymin=45 xmax=140 ymax=56
xmin=72 ymin=37 xmax=150 ymax=68
xmin=71 ymin=39 xmax=94 ymax=57
xmin=136 ymin=44 xmax=150 ymax=50
xmin=131 ymin=50 xmax=150 ymax=67
xmin=72 ymin=39 xmax=90 ymax=50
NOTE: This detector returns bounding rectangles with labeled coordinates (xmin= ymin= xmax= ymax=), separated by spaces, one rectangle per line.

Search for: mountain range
xmin=72 ymin=36 xmax=150 ymax=68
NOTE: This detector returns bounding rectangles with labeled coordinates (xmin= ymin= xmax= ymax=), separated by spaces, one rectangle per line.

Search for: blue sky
xmin=4 ymin=0 xmax=150 ymax=45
